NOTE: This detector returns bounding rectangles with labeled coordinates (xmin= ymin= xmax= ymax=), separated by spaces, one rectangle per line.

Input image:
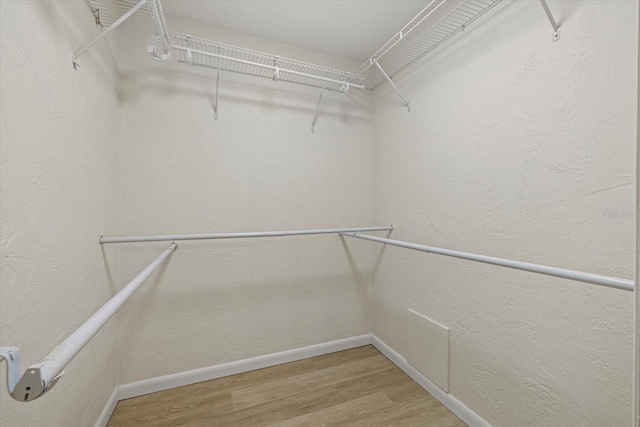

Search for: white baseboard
xmin=94 ymin=386 xmax=119 ymax=427
xmin=118 ymin=334 xmax=372 ymax=400
xmin=97 ymin=334 xmax=489 ymax=427
xmin=371 ymin=335 xmax=492 ymax=427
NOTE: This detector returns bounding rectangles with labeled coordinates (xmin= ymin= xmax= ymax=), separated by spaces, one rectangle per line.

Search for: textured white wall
xmin=368 ymin=1 xmax=637 ymax=426
xmin=115 ymin=17 xmax=374 ymax=384
xmin=0 ymin=1 xmax=120 ymax=426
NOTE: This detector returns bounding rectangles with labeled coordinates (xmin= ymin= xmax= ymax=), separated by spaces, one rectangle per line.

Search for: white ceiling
xmin=161 ymin=1 xmax=428 ymax=62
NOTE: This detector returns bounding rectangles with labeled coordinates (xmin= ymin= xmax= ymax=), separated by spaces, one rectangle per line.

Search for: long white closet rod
xmin=341 ymin=233 xmax=634 ymax=292
xmin=0 ymin=243 xmax=177 ymax=402
xmin=634 ymin=12 xmax=639 ymax=424
xmin=100 ymin=226 xmax=393 ymax=244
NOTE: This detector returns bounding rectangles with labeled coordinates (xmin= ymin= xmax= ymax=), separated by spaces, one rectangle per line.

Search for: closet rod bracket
xmin=0 ymin=346 xmax=63 ymax=402
xmin=0 ymin=347 xmax=21 ymax=400
xmin=147 ymin=34 xmax=171 ymax=62
xmin=146 ymin=0 xmax=171 ymax=61
xmin=372 ymin=59 xmax=410 ymax=112
xmin=539 ymin=0 xmax=561 ymax=42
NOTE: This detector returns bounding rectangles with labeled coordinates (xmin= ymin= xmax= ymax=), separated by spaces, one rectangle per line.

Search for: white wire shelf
xmin=74 ymin=0 xmax=171 ymax=66
xmin=359 ymin=0 xmax=502 ymax=90
xmin=173 ymin=33 xmax=365 ymax=93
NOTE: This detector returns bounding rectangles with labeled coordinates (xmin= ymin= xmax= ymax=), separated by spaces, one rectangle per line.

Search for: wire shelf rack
xmin=359 ymin=0 xmax=502 ymax=90
xmin=173 ymin=33 xmax=365 ymax=93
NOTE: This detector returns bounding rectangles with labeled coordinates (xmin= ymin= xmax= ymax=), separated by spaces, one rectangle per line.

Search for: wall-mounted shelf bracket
xmin=373 ymin=59 xmax=410 ymax=112
xmin=311 ymin=89 xmax=325 ymax=133
xmin=539 ymin=0 xmax=561 ymax=42
xmin=84 ymin=0 xmax=102 ymax=27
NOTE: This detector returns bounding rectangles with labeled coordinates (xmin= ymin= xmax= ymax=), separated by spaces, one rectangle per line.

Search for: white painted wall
xmin=0 ymin=1 xmax=120 ymax=426
xmin=114 ymin=17 xmax=374 ymax=385
xmin=368 ymin=1 xmax=637 ymax=426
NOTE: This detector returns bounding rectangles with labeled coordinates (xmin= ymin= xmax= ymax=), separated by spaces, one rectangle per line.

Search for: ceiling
xmin=161 ymin=1 xmax=428 ymax=62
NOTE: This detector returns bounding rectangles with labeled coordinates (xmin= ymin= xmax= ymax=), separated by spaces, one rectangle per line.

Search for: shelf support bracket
xmin=311 ymin=89 xmax=324 ymax=133
xmin=538 ymin=0 xmax=561 ymax=42
xmin=373 ymin=59 xmax=410 ymax=112
xmin=73 ymin=0 xmax=148 ymax=69
xmin=213 ymin=56 xmax=221 ymax=120
xmin=84 ymin=0 xmax=102 ymax=27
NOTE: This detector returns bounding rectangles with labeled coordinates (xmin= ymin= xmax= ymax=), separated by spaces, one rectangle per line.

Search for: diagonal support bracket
xmin=213 ymin=50 xmax=221 ymax=120
xmin=311 ymin=89 xmax=324 ymax=133
xmin=539 ymin=0 xmax=561 ymax=42
xmin=373 ymin=59 xmax=410 ymax=112
xmin=73 ymin=0 xmax=148 ymax=69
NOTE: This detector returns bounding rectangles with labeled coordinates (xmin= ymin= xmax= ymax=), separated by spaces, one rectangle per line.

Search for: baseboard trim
xmin=118 ymin=334 xmax=372 ymax=400
xmin=99 ymin=334 xmax=489 ymax=427
xmin=94 ymin=386 xmax=119 ymax=427
xmin=371 ymin=335 xmax=493 ymax=427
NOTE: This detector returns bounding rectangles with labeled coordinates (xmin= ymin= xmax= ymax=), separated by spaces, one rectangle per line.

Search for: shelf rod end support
xmin=373 ymin=59 xmax=410 ymax=112
xmin=539 ymin=0 xmax=561 ymax=42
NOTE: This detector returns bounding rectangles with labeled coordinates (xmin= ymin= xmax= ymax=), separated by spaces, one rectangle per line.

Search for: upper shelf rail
xmin=0 ymin=243 xmax=177 ymax=402
xmin=173 ymin=33 xmax=365 ymax=93
xmin=342 ymin=233 xmax=634 ymax=292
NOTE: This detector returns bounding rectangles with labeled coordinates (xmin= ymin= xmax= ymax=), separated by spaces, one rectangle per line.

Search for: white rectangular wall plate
xmin=406 ymin=308 xmax=450 ymax=392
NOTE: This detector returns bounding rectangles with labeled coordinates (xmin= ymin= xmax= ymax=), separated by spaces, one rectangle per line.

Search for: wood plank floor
xmin=107 ymin=345 xmax=466 ymax=426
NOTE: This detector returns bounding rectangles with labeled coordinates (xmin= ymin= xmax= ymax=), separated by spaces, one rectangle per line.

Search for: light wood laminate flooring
xmin=107 ymin=345 xmax=466 ymax=426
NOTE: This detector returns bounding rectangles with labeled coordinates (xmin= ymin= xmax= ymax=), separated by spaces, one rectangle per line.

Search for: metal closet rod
xmin=100 ymin=226 xmax=393 ymax=244
xmin=0 ymin=243 xmax=177 ymax=402
xmin=342 ymin=233 xmax=634 ymax=292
